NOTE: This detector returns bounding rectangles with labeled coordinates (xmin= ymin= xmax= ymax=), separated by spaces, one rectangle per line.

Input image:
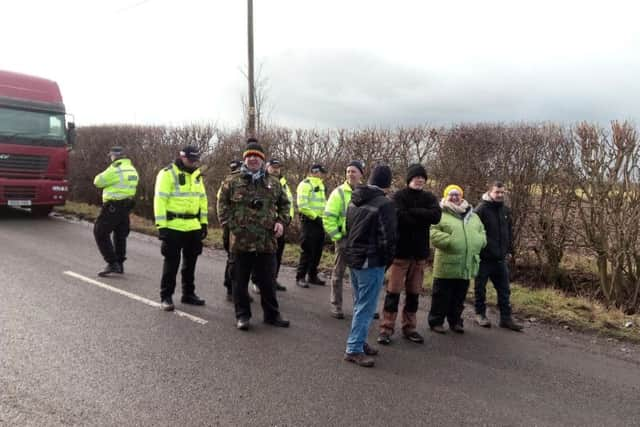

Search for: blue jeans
xmin=346 ymin=266 xmax=385 ymax=354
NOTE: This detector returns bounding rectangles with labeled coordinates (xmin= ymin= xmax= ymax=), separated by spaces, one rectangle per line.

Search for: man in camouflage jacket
xmin=217 ymin=139 xmax=291 ymax=331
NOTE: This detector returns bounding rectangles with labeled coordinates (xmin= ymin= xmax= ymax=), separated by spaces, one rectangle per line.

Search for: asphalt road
xmin=1 ymin=209 xmax=640 ymax=427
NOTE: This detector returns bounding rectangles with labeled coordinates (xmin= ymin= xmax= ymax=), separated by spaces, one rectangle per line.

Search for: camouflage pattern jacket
xmin=217 ymin=170 xmax=291 ymax=253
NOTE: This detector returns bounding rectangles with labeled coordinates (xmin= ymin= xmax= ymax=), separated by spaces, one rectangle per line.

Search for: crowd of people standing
xmin=92 ymin=138 xmax=523 ymax=369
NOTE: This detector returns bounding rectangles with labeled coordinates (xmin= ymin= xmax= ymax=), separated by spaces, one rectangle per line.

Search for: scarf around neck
xmin=240 ymin=164 xmax=265 ymax=183
xmin=440 ymin=198 xmax=474 ymax=223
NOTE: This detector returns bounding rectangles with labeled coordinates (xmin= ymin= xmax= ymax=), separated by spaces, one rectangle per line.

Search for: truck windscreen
xmin=0 ymin=107 xmax=66 ymax=146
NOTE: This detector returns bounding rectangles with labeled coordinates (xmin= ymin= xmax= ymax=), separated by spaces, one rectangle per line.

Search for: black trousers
xmin=222 ymin=225 xmax=234 ymax=295
xmin=160 ymin=229 xmax=203 ymax=300
xmin=428 ymin=278 xmax=470 ymax=328
xmin=251 ymin=233 xmax=285 ymax=287
xmin=94 ymin=201 xmax=132 ymax=264
xmin=296 ymin=218 xmax=325 ymax=279
xmin=474 ymin=260 xmax=512 ymax=320
xmin=233 ymin=251 xmax=280 ymax=321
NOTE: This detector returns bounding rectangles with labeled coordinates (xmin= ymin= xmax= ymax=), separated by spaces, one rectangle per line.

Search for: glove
xmin=200 ymin=224 xmax=208 ymax=240
xmin=158 ymin=228 xmax=169 ymax=241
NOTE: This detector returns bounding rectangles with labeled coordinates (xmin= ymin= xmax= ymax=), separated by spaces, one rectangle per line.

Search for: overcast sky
xmin=3 ymin=0 xmax=639 ymax=128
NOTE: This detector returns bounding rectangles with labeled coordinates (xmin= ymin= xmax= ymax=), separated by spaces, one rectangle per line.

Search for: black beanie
xmin=368 ymin=165 xmax=392 ymax=189
xmin=347 ymin=160 xmax=365 ymax=175
xmin=406 ymin=163 xmax=428 ymax=185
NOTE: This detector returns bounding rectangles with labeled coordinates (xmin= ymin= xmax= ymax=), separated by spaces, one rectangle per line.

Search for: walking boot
xmin=474 ymin=313 xmax=491 ymax=328
xmin=499 ymin=317 xmax=524 ymax=332
xmin=363 ymin=342 xmax=379 ymax=356
xmin=344 ymin=352 xmax=375 ymax=367
xmin=330 ymin=306 xmax=345 ymax=319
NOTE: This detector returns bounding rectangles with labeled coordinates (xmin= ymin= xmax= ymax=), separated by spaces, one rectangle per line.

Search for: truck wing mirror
xmin=67 ymin=121 xmax=76 ymax=147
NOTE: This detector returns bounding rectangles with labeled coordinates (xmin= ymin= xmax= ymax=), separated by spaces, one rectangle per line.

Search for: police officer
xmin=154 ymin=146 xmax=208 ymax=311
xmin=295 ymin=163 xmax=328 ymax=288
xmin=217 ymin=140 xmax=291 ymax=330
xmin=218 ymin=159 xmax=242 ymax=302
xmin=322 ymin=160 xmax=364 ymax=318
xmin=93 ymin=146 xmax=138 ymax=277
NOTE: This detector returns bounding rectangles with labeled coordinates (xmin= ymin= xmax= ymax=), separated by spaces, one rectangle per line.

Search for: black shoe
xmin=499 ymin=318 xmax=524 ymax=332
xmin=181 ymin=294 xmax=205 ymax=305
xmin=275 ymin=281 xmax=287 ymax=291
xmin=451 ymin=323 xmax=465 ymax=334
xmin=115 ymin=262 xmax=124 ymax=274
xmin=264 ymin=316 xmax=290 ymax=328
xmin=377 ymin=333 xmax=392 ymax=345
xmin=296 ymin=278 xmax=309 ymax=288
xmin=404 ymin=331 xmax=425 ymax=343
xmin=98 ymin=262 xmax=120 ymax=277
xmin=225 ymin=293 xmax=233 ymax=302
xmin=308 ymin=276 xmax=326 ymax=286
xmin=161 ymin=297 xmax=175 ymax=311
xmin=237 ymin=317 xmax=250 ymax=330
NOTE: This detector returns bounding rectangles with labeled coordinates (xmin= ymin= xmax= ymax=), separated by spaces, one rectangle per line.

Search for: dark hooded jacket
xmin=344 ymin=185 xmax=397 ymax=269
xmin=392 ymin=187 xmax=441 ymax=259
xmin=474 ymin=193 xmax=513 ymax=261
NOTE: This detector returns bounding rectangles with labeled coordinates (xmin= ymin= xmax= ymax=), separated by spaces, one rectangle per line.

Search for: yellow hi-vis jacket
xmin=154 ymin=162 xmax=208 ymax=231
xmin=296 ymin=176 xmax=326 ymax=220
xmin=280 ymin=176 xmax=294 ymax=219
xmin=93 ymin=158 xmax=139 ymax=203
xmin=322 ymin=181 xmax=353 ymax=242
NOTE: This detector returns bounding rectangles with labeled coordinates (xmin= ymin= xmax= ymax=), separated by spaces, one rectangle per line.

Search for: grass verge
xmin=55 ymin=201 xmax=640 ymax=343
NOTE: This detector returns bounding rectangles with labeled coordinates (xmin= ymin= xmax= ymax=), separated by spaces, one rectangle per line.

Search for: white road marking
xmin=63 ymin=271 xmax=208 ymax=325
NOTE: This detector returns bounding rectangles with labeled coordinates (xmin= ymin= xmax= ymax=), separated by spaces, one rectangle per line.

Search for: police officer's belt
xmin=167 ymin=211 xmax=199 ymax=220
xmin=105 ymin=198 xmax=134 ymax=207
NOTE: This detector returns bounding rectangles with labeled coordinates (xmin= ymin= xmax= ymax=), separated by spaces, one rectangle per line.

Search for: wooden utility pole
xmin=246 ymin=0 xmax=256 ymax=139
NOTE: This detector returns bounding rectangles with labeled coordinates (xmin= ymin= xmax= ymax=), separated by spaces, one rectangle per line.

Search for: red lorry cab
xmin=0 ymin=70 xmax=75 ymax=216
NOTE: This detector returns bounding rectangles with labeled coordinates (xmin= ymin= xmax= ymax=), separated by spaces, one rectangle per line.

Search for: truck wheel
xmin=31 ymin=206 xmax=53 ymax=217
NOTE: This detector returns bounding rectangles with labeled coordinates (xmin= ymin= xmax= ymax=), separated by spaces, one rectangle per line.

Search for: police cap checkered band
xmin=180 ymin=145 xmax=201 ymax=160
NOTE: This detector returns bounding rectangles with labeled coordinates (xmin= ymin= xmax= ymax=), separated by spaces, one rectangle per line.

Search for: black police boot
xmin=308 ymin=275 xmax=326 ymax=286
xmin=181 ymin=293 xmax=206 ymax=306
xmin=264 ymin=315 xmax=290 ymax=328
xmin=98 ymin=263 xmax=120 ymax=277
xmin=237 ymin=317 xmax=250 ymax=331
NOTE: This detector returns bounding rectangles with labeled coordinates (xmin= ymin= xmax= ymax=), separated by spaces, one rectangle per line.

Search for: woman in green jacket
xmin=428 ymin=185 xmax=486 ymax=334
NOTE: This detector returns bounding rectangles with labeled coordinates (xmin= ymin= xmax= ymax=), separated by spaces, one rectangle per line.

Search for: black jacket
xmin=474 ymin=195 xmax=513 ymax=261
xmin=392 ymin=187 xmax=441 ymax=259
xmin=345 ymin=185 xmax=397 ymax=269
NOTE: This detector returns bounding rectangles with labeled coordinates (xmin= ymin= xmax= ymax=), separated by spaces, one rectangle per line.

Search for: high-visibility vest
xmin=296 ymin=176 xmax=326 ymax=220
xmin=280 ymin=176 xmax=295 ymax=219
xmin=322 ymin=181 xmax=353 ymax=242
xmin=154 ymin=162 xmax=208 ymax=231
xmin=93 ymin=158 xmax=139 ymax=203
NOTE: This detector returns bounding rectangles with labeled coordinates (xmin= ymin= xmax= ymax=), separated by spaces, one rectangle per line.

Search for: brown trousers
xmin=380 ymin=258 xmax=426 ymax=335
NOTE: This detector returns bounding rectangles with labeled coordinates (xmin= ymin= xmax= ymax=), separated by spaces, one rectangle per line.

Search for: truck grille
xmin=3 ymin=185 xmax=37 ymax=199
xmin=0 ymin=154 xmax=49 ymax=173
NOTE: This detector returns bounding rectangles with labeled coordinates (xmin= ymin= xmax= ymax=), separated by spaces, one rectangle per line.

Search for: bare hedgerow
xmin=572 ymin=121 xmax=640 ymax=312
